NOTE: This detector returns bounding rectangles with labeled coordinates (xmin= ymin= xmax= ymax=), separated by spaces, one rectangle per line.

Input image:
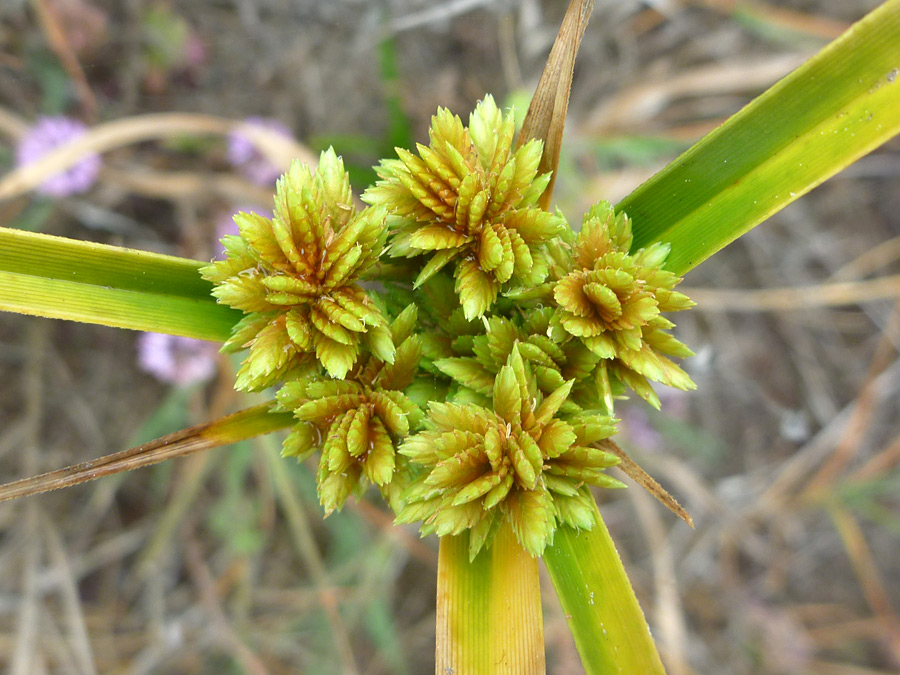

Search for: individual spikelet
xmin=363 ymin=95 xmax=565 ymax=320
xmin=397 ymin=347 xmax=623 ymax=559
xmin=201 ymin=149 xmax=392 ymax=388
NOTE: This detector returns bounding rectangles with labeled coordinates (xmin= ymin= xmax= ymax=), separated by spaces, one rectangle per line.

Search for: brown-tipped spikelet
xmin=276 ymin=304 xmax=423 ymax=514
xmin=363 ymin=95 xmax=565 ymax=320
xmin=397 ymin=347 xmax=623 ymax=559
xmin=201 ymin=149 xmax=391 ymax=388
xmin=552 ymin=201 xmax=696 ymax=407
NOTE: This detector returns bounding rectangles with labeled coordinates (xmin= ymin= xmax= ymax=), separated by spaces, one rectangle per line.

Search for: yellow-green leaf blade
xmin=0 ymin=271 xmax=238 ymax=341
xmin=436 ymin=523 xmax=545 ymax=674
xmin=0 ymin=227 xmax=241 ymax=340
xmin=620 ymin=0 xmax=900 ymax=275
xmin=543 ymin=500 xmax=665 ymax=674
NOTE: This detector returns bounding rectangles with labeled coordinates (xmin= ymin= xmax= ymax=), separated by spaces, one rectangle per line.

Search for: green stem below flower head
xmin=436 ymin=522 xmax=544 ymax=674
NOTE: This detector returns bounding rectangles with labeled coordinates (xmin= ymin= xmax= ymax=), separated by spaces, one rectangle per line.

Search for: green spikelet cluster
xmin=201 ymin=149 xmax=391 ymax=388
xmin=548 ymin=201 xmax=696 ymax=407
xmin=364 ymin=95 xmax=565 ymax=320
xmin=276 ymin=305 xmax=423 ymax=514
xmin=205 ymin=97 xmax=697 ymax=558
xmin=397 ymin=347 xmax=622 ymax=559
xmin=432 ymin=309 xmax=605 ymax=412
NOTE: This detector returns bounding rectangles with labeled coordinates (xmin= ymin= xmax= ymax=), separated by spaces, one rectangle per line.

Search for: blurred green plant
xmin=2 ymin=0 xmax=900 ymax=672
xmin=26 ymin=49 xmax=72 ymax=115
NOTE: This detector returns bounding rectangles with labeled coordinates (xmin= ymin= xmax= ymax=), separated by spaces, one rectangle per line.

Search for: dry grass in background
xmin=1 ymin=0 xmax=899 ymax=672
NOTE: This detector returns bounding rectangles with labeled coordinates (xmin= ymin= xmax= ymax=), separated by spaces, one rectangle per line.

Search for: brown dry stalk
xmin=263 ymin=441 xmax=361 ymax=675
xmin=691 ymin=0 xmax=849 ymax=40
xmin=627 ymin=487 xmax=690 ymax=675
xmin=585 ymin=55 xmax=806 ymax=135
xmin=99 ymin=166 xmax=273 ymax=203
xmin=517 ymin=0 xmax=594 ymax=211
xmin=184 ymin=538 xmax=270 ymax=675
xmin=30 ymin=0 xmax=98 ymax=120
xmin=827 ymin=503 xmax=900 ymax=666
xmin=834 ymin=236 xmax=900 ymax=281
xmin=0 ymin=403 xmax=293 ymax=503
xmin=681 ymin=276 xmax=900 ymax=312
xmin=601 ymin=440 xmax=694 ymax=527
xmin=847 ymin=431 xmax=900 ymax=484
xmin=0 ymin=113 xmax=316 ymax=201
xmin=803 ymin=302 xmax=900 ymax=497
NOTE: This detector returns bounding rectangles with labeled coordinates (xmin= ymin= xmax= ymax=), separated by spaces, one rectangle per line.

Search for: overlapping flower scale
xmin=363 ymin=95 xmax=565 ymax=320
xmin=544 ymin=411 xmax=624 ymax=530
xmin=201 ymin=148 xmax=391 ymax=388
xmin=276 ymin=305 xmax=423 ymax=514
xmin=433 ymin=310 xmax=606 ymax=412
xmin=397 ymin=347 xmax=621 ymax=559
xmin=553 ymin=201 xmax=696 ymax=407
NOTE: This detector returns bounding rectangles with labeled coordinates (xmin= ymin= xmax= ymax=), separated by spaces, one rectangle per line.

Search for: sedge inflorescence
xmin=204 ymin=95 xmax=695 ymax=558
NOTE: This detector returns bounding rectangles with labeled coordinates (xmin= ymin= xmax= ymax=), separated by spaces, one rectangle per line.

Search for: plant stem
xmin=436 ymin=522 xmax=545 ymax=674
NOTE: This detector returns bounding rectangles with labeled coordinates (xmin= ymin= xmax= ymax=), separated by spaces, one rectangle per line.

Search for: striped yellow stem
xmin=436 ymin=522 xmax=544 ymax=674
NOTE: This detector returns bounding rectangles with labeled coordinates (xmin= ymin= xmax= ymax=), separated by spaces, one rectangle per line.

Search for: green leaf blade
xmin=620 ymin=0 xmax=900 ymax=275
xmin=0 ymin=227 xmax=241 ymax=340
xmin=544 ymin=500 xmax=665 ymax=674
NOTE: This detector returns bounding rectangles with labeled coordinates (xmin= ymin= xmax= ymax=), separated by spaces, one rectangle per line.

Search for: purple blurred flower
xmin=622 ymin=386 xmax=690 ymax=449
xmin=16 ymin=116 xmax=101 ymax=197
xmin=621 ymin=406 xmax=662 ymax=449
xmin=226 ymin=116 xmax=293 ymax=186
xmin=183 ymin=33 xmax=208 ymax=68
xmin=137 ymin=332 xmax=218 ymax=386
xmin=216 ymin=211 xmax=240 ymax=243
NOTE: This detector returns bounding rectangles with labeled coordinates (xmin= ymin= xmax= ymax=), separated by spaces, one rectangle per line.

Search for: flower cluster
xmin=364 ymin=95 xmax=564 ymax=319
xmin=431 ymin=309 xmax=605 ymax=412
xmin=206 ymin=97 xmax=696 ymax=558
xmin=276 ymin=305 xmax=423 ymax=514
xmin=201 ymin=148 xmax=391 ymax=389
xmin=398 ymin=348 xmax=621 ymax=558
xmin=550 ymin=201 xmax=695 ymax=407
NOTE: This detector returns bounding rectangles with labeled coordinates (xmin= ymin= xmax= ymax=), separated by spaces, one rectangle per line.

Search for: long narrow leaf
xmin=0 ymin=403 xmax=293 ymax=502
xmin=620 ymin=0 xmax=900 ymax=275
xmin=436 ymin=524 xmax=544 ymax=674
xmin=544 ymin=501 xmax=665 ymax=674
xmin=0 ymin=227 xmax=240 ymax=340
